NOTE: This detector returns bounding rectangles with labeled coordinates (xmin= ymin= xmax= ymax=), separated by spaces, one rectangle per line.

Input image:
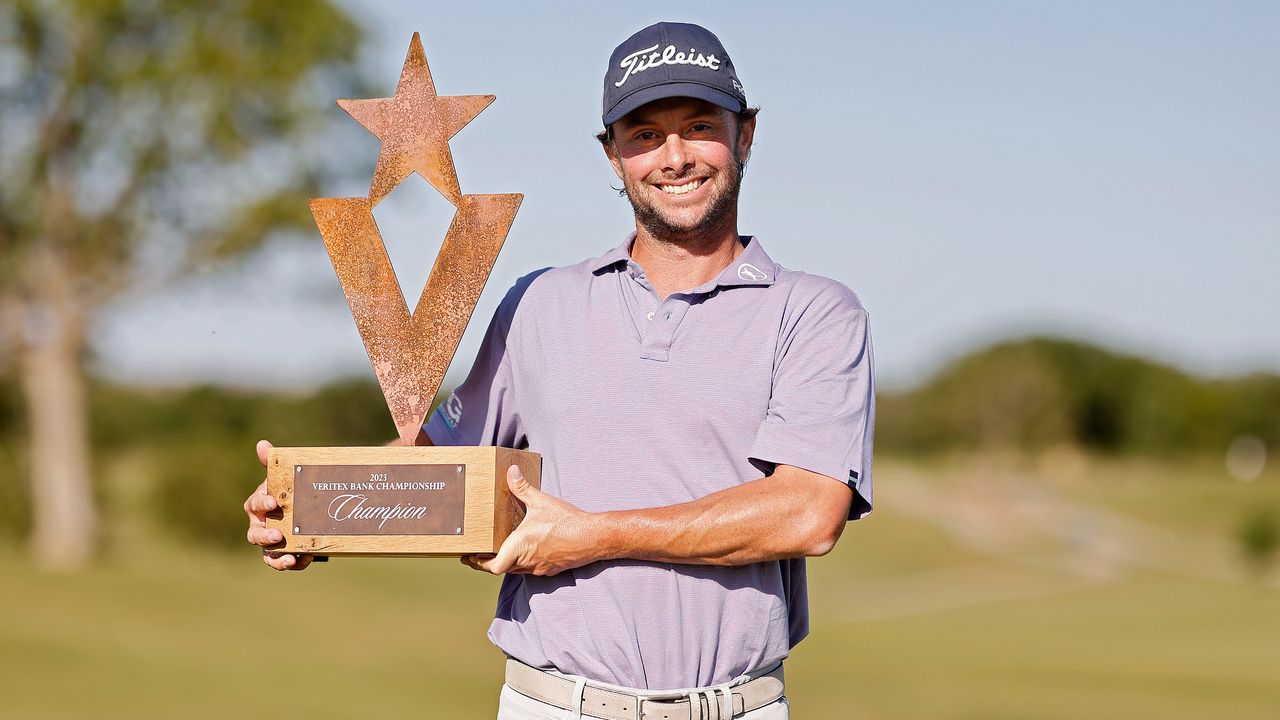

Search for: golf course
xmin=3 ymin=454 xmax=1275 ymax=719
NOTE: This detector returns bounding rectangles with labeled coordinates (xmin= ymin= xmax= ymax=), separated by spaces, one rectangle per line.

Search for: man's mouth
xmin=657 ymin=178 xmax=703 ymax=195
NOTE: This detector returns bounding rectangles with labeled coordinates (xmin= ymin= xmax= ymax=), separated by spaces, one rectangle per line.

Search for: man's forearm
xmin=469 ymin=463 xmax=855 ymax=576
xmin=590 ymin=465 xmax=853 ymax=566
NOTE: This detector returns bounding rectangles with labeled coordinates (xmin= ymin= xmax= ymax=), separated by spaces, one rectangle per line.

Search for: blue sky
xmin=97 ymin=1 xmax=1280 ymax=390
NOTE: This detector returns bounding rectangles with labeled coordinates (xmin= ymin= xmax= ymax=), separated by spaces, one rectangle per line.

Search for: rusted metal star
xmin=338 ymin=32 xmax=494 ymax=206
xmin=312 ymin=32 xmax=522 ymax=444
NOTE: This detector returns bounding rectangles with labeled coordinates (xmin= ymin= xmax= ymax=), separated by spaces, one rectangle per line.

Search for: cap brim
xmin=603 ymin=82 xmax=743 ymax=126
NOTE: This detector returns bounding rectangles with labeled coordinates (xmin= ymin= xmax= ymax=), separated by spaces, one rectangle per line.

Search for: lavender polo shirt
xmin=425 ymin=235 xmax=875 ymax=690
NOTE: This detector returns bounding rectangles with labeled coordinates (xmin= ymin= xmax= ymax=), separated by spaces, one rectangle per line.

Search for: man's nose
xmin=659 ymin=133 xmax=693 ymax=174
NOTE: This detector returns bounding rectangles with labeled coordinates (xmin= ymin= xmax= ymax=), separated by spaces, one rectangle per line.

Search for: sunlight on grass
xmin=1 ymin=456 xmax=1277 ymax=719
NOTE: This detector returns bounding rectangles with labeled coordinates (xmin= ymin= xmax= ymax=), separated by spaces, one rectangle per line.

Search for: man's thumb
xmin=507 ymin=465 xmax=531 ymax=498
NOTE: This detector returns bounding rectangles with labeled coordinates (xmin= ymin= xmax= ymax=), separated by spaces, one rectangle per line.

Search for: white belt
xmin=504 ymin=658 xmax=785 ymax=720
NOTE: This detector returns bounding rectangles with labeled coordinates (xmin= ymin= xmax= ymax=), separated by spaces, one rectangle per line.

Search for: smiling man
xmin=245 ymin=21 xmax=875 ymax=720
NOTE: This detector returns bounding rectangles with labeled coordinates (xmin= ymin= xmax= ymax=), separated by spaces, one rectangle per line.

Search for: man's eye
xmin=634 ymin=131 xmax=658 ymax=141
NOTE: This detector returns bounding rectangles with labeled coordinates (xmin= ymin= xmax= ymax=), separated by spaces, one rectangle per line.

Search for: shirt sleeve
xmin=747 ymin=282 xmax=875 ymax=519
xmin=423 ymin=278 xmax=532 ymax=449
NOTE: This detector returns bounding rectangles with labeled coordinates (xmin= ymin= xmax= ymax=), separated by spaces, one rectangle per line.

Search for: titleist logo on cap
xmin=615 ymin=43 xmax=722 ymax=88
xmin=601 ymin=22 xmax=745 ymax=126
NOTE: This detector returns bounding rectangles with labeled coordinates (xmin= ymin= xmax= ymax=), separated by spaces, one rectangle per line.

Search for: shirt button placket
xmin=624 ymin=264 xmax=662 ymax=348
xmin=639 ymin=297 xmax=690 ymax=362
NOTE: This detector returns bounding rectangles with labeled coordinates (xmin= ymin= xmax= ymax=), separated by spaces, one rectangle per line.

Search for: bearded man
xmin=246 ymin=21 xmax=875 ymax=720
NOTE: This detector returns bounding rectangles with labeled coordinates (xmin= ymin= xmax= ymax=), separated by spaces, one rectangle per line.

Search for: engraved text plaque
xmin=292 ymin=464 xmax=466 ymax=536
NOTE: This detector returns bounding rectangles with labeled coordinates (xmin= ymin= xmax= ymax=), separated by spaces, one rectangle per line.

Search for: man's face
xmin=604 ymin=97 xmax=755 ymax=241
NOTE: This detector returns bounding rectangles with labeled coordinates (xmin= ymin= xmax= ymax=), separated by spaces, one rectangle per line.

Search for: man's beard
xmin=623 ymin=155 xmax=745 ymax=244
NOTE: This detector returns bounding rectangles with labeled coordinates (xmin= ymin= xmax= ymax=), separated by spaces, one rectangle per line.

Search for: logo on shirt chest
xmin=737 ymin=263 xmax=767 ymax=282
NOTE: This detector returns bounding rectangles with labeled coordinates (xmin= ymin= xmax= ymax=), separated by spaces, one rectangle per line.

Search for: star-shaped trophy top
xmin=337 ymin=32 xmax=494 ymax=206
xmin=313 ymin=32 xmax=522 ymax=444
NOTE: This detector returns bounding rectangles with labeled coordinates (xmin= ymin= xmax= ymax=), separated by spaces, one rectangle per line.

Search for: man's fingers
xmin=246 ymin=491 xmax=277 ymax=517
xmin=256 ymin=439 xmax=273 ymax=467
xmin=477 ymin=541 xmax=517 ymax=575
xmin=249 ymin=440 xmax=287 ymax=562
xmin=263 ymin=552 xmax=295 ymax=571
xmin=247 ymin=526 xmax=283 ymax=547
xmin=262 ymin=552 xmax=316 ymax=571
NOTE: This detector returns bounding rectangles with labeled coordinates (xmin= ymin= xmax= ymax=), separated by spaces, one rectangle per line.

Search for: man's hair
xmin=595 ymin=106 xmax=761 ymax=145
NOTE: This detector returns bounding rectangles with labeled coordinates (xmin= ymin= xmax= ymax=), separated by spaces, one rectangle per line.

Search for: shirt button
xmin=646 ymin=311 xmax=655 ymax=321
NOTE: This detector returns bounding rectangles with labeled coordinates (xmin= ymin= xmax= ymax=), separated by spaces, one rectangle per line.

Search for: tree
xmin=1239 ymin=507 xmax=1279 ymax=576
xmin=0 ymin=0 xmax=368 ymax=569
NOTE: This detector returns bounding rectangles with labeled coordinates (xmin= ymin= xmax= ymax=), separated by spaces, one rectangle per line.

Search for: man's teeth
xmin=660 ymin=179 xmax=702 ymax=195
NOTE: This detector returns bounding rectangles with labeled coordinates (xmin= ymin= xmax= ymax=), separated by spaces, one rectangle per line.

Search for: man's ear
xmin=737 ymin=114 xmax=757 ymax=165
xmin=601 ymin=137 xmax=625 ymax=181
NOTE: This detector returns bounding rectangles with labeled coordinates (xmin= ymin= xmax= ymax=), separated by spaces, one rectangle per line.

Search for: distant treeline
xmin=876 ymin=337 xmax=1280 ymax=454
xmin=0 ymin=337 xmax=1276 ymax=547
xmin=0 ymin=378 xmax=414 ymax=547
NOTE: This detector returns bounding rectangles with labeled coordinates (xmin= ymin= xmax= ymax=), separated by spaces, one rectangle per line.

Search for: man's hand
xmin=244 ymin=439 xmax=314 ymax=572
xmin=461 ymin=465 xmax=600 ymax=576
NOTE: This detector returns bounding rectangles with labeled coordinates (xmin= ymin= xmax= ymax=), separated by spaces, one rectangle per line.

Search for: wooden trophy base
xmin=264 ymin=446 xmax=540 ymax=557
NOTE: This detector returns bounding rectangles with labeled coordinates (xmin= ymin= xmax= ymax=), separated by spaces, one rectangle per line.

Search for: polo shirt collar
xmin=588 ymin=235 xmax=778 ymax=289
xmin=713 ymin=236 xmax=777 ymax=288
xmin=588 ymin=237 xmax=635 ymax=273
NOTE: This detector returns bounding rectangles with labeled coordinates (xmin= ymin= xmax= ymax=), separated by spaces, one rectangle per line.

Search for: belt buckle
xmin=639 ymin=692 xmax=738 ymax=720
xmin=639 ymin=695 xmax=696 ymax=720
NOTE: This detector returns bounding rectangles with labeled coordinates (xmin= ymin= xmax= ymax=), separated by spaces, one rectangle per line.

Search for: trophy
xmin=263 ymin=33 xmax=539 ymax=557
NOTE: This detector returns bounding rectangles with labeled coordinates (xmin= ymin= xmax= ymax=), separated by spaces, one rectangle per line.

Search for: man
xmin=245 ymin=21 xmax=874 ymax=720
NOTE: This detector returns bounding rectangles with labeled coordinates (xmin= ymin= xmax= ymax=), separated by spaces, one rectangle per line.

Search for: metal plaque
xmin=292 ymin=464 xmax=466 ymax=536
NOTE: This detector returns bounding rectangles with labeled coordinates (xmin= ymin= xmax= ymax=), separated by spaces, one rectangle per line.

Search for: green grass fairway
xmin=1 ymin=456 xmax=1277 ymax=719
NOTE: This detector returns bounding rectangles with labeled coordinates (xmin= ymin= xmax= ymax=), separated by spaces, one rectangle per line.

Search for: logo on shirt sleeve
xmin=442 ymin=392 xmax=463 ymax=429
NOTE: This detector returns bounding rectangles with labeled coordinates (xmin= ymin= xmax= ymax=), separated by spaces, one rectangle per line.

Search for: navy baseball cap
xmin=602 ymin=22 xmax=747 ymax=126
